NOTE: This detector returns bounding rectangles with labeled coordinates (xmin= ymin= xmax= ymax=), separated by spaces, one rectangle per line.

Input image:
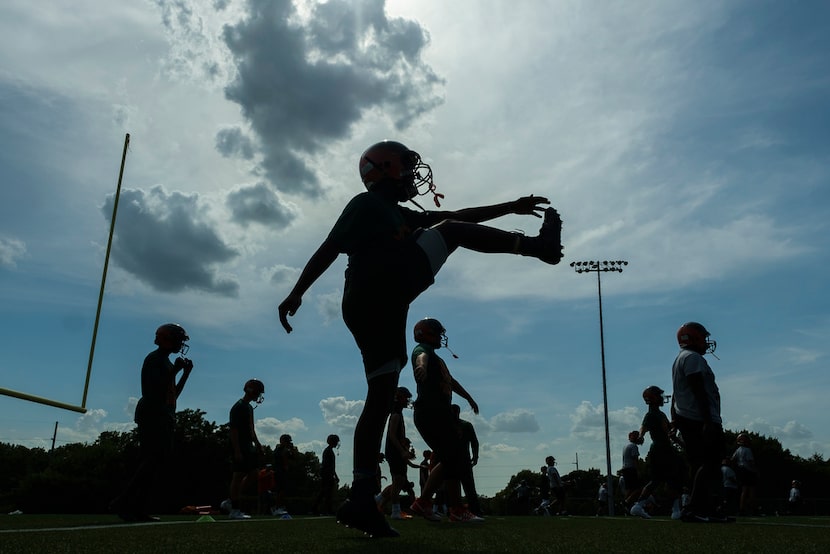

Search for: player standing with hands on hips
xmin=110 ymin=323 xmax=194 ymax=522
xmin=278 ymin=140 xmax=563 ymax=537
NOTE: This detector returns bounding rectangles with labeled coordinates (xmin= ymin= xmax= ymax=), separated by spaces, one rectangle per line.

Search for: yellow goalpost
xmin=0 ymin=133 xmax=130 ymax=415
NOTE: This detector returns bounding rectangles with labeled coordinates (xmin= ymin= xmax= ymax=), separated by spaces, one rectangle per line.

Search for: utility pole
xmin=571 ymin=260 xmax=628 ymax=516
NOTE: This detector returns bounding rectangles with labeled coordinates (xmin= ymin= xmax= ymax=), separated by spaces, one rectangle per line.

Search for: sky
xmin=1 ymin=0 xmax=828 ymax=497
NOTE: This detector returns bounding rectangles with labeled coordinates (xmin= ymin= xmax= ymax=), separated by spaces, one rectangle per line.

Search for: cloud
xmin=319 ymin=395 xmax=364 ymax=429
xmin=744 ymin=418 xmax=813 ymax=441
xmin=256 ymin=416 xmax=307 ymax=435
xmin=316 ymin=290 xmax=343 ymax=325
xmin=216 ymin=126 xmax=256 ymax=160
xmin=153 ymin=0 xmax=235 ymax=85
xmin=570 ymin=401 xmax=642 ymax=442
xmin=220 ymin=0 xmax=444 ymax=197
xmin=487 ymin=443 xmax=521 ymax=454
xmin=76 ymin=408 xmax=108 ymax=433
xmin=489 ymin=409 xmax=539 ymax=433
xmin=268 ymin=264 xmax=301 ymax=286
xmin=782 ymin=347 xmax=823 ymax=365
xmin=256 ymin=416 xmax=307 ymax=446
xmin=103 ymin=185 xmax=240 ymax=296
xmin=226 ymin=181 xmax=299 ymax=228
xmin=0 ymin=236 xmax=26 ymax=268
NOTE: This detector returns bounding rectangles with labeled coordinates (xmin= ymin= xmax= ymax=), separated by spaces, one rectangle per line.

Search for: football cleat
xmin=336 ymin=499 xmax=400 ymax=538
xmin=409 ymin=498 xmax=442 ymax=522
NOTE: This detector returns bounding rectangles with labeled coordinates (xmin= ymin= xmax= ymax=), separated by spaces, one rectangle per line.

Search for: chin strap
xmin=408 ymin=190 xmax=445 ymax=212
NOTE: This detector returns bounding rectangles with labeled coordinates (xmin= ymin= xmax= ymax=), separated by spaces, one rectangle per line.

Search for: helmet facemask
xmin=677 ymin=322 xmax=717 ymax=356
xmin=642 ymin=386 xmax=670 ymax=407
xmin=155 ymin=323 xmax=190 ymax=355
xmin=359 ymin=141 xmax=440 ymax=206
xmin=414 ymin=318 xmax=447 ymax=348
xmin=244 ymin=379 xmax=265 ymax=405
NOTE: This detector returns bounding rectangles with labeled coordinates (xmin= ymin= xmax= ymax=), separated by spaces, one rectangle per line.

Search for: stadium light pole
xmin=570 ymin=259 xmax=628 ymax=516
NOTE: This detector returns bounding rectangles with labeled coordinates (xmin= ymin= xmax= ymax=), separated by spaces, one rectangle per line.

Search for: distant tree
xmin=0 ymin=443 xmax=50 ymax=512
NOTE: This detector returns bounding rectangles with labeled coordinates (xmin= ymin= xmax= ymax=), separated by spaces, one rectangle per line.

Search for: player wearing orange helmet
xmin=110 ymin=323 xmax=194 ymax=523
xmin=670 ymin=322 xmax=727 ymax=523
xmin=278 ymin=140 xmax=563 ymax=537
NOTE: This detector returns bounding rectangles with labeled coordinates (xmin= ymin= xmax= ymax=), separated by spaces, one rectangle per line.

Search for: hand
xmin=468 ymin=398 xmax=479 ymax=415
xmin=278 ymin=293 xmax=302 ymax=333
xmin=472 ymin=457 xmax=478 ymax=467
xmin=175 ymin=357 xmax=193 ymax=372
xmin=513 ymin=195 xmax=550 ymax=218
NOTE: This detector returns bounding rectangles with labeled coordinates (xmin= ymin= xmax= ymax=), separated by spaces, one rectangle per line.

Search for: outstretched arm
xmin=451 ymin=377 xmax=479 ymax=415
xmin=278 ymin=238 xmax=340 ymax=333
xmin=430 ymin=195 xmax=550 ymax=224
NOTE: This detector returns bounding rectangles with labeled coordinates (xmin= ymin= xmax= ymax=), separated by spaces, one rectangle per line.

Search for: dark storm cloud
xmin=103 ymin=186 xmax=240 ymax=297
xmin=221 ymin=0 xmax=444 ymax=197
xmin=226 ymin=182 xmax=298 ymax=227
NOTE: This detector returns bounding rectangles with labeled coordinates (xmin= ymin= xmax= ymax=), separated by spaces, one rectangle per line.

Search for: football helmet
xmin=413 ymin=317 xmax=447 ymax=349
xmin=677 ymin=322 xmax=716 ymax=355
xmin=155 ymin=323 xmax=190 ymax=355
xmin=327 ymin=434 xmax=340 ymax=447
xmin=628 ymin=430 xmax=641 ymax=443
xmin=358 ymin=140 xmax=439 ymax=204
xmin=244 ymin=378 xmax=265 ymax=404
xmin=642 ymin=385 xmax=670 ymax=406
xmin=736 ymin=432 xmax=751 ymax=446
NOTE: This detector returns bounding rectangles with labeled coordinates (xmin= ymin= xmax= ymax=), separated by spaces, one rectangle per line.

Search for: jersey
xmin=328 ymin=191 xmax=433 ymax=294
xmin=671 ymin=348 xmax=722 ymax=423
xmin=547 ymin=465 xmax=563 ymax=489
xmin=229 ymin=399 xmax=255 ymax=454
xmin=722 ymin=464 xmax=739 ymax=490
xmin=412 ymin=343 xmax=452 ymax=410
xmin=457 ymin=418 xmax=478 ymax=461
xmin=732 ymin=445 xmax=756 ymax=471
xmin=384 ymin=404 xmax=407 ymax=462
xmin=320 ymin=445 xmax=336 ymax=481
xmin=641 ymin=405 xmax=683 ymax=483
xmin=622 ymin=442 xmax=640 ymax=469
xmin=135 ymin=349 xmax=177 ymax=427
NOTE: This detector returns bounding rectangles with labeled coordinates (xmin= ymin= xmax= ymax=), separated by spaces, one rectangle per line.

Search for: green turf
xmin=2 ymin=514 xmax=829 ymax=553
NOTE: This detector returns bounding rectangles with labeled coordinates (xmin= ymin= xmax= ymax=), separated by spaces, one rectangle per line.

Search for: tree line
xmin=1 ymin=409 xmax=827 ymax=516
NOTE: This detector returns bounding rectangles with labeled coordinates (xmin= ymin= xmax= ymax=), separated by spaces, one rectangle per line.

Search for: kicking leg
xmin=428 ymin=207 xmax=563 ymax=265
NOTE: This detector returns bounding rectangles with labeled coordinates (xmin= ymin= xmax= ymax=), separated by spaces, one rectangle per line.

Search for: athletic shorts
xmin=620 ymin=467 xmax=640 ymax=491
xmin=414 ymin=228 xmax=449 ymax=276
xmin=674 ymin=416 xmax=724 ymax=471
xmin=384 ymin=449 xmax=407 ymax=476
xmin=414 ymin=404 xmax=465 ymax=480
xmin=342 ymin=238 xmax=436 ymax=381
xmin=232 ymin=448 xmax=259 ymax=473
xmin=735 ymin=466 xmax=758 ymax=487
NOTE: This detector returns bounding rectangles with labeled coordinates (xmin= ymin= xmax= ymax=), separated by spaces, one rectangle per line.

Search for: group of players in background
xmin=111 ymin=140 xmax=734 ymax=534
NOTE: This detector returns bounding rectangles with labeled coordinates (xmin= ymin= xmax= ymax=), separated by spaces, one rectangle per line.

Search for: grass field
xmin=2 ymin=513 xmax=829 ymax=553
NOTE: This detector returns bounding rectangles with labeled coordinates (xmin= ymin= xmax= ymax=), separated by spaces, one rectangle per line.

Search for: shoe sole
xmin=337 ymin=502 xmax=400 ymax=538
xmin=409 ymin=502 xmax=442 ymax=522
xmin=540 ymin=207 xmax=563 ymax=265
